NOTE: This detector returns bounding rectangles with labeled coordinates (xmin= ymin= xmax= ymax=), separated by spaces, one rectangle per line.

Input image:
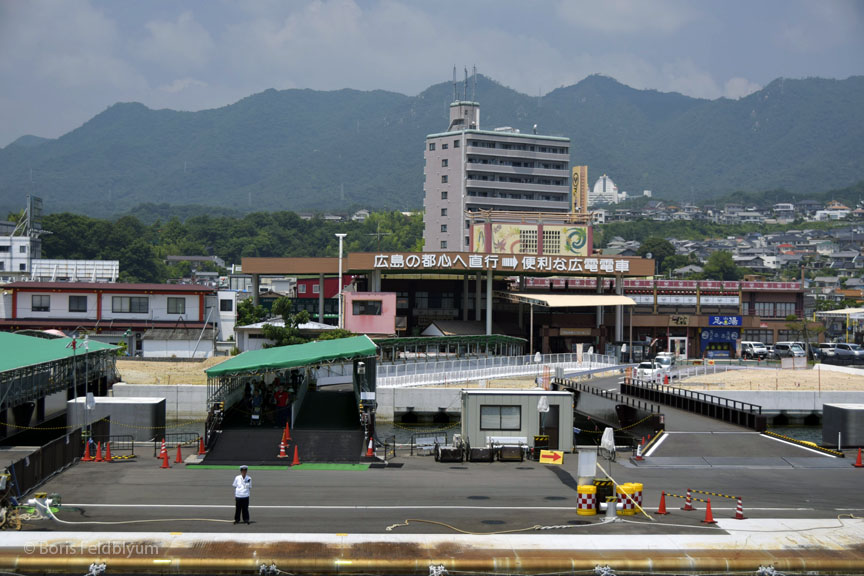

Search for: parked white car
xmin=635 ymin=361 xmax=664 ymax=381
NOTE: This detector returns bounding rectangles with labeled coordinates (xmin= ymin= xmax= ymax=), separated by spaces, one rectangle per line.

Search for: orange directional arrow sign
xmin=539 ymin=450 xmax=564 ymax=465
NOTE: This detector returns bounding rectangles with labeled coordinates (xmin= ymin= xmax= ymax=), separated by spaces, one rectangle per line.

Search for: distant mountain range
xmin=1 ymin=74 xmax=862 ymax=218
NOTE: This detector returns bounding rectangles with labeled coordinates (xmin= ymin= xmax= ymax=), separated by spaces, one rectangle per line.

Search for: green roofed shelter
xmin=206 ymin=335 xmax=377 ymax=377
xmin=0 ymin=332 xmax=118 ymax=372
xmin=0 ymin=332 xmax=120 ymax=418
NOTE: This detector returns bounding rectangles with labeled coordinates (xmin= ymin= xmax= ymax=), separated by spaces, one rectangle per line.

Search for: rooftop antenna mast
xmin=453 ymin=66 xmax=457 ymax=101
xmin=472 ymin=65 xmax=477 ymax=102
xmin=464 ymin=67 xmax=468 ymax=101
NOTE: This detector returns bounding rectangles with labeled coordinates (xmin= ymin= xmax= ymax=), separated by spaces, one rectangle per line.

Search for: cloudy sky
xmin=1 ymin=0 xmax=862 ymax=147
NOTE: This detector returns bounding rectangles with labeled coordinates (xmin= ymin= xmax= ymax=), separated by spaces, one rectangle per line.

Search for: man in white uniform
xmin=232 ymin=465 xmax=252 ymax=524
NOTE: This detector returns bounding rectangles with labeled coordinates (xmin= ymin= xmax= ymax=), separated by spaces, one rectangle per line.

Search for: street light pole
xmin=335 ymin=233 xmax=347 ymax=329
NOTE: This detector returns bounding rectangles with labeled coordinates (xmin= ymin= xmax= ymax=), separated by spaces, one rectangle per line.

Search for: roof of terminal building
xmin=3 ymin=282 xmax=215 ymax=292
xmin=425 ymin=128 xmax=569 ymax=141
xmin=0 ymin=332 xmax=118 ymax=372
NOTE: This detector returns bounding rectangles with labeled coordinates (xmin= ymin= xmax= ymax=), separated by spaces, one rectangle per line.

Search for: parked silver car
xmin=773 ymin=342 xmax=806 ymax=358
xmin=834 ymin=343 xmax=864 ymax=364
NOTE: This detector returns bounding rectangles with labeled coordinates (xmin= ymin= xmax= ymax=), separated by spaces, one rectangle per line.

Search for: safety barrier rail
xmin=152 ymin=433 xmax=201 ymax=457
xmin=621 ymin=379 xmax=765 ymax=430
xmin=557 ymin=378 xmax=661 ymax=414
xmin=411 ymin=432 xmax=449 ymax=456
xmin=91 ymin=434 xmax=135 ymax=453
xmin=378 ymin=353 xmax=618 ymax=388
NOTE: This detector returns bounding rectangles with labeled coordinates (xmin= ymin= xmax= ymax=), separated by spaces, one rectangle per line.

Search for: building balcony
xmin=466 ymin=163 xmax=567 ymax=178
xmin=466 ymin=147 xmax=568 ymax=162
xmin=465 ymin=196 xmax=570 ymax=211
xmin=466 ymin=179 xmax=569 ymax=195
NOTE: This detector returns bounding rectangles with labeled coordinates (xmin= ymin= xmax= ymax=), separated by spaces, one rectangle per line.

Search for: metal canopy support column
xmin=486 ymin=268 xmax=493 ymax=335
xmin=318 ymin=273 xmax=325 ymax=323
xmin=252 ymin=274 xmax=260 ymax=306
xmin=463 ymin=274 xmax=469 ymax=321
xmin=615 ymin=275 xmax=624 ymax=343
xmin=475 ymin=274 xmax=481 ymax=322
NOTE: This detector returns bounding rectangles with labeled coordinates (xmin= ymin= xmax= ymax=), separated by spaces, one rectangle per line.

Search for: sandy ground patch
xmin=116 ymin=357 xmax=229 ymax=385
xmin=677 ymin=365 xmax=864 ymax=391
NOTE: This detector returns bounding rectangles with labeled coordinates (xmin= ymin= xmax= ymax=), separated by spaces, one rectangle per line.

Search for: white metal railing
xmin=377 ymin=353 xmax=618 ymax=388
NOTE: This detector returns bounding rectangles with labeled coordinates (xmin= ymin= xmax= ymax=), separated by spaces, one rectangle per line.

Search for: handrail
xmin=153 ymin=432 xmax=201 ymax=457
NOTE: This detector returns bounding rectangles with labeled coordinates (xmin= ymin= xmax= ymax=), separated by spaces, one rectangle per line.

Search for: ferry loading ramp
xmin=202 ymin=336 xmax=377 ymax=464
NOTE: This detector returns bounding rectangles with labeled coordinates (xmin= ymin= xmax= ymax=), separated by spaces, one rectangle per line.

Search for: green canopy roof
xmin=0 ymin=332 xmax=119 ymax=372
xmin=206 ymin=335 xmax=377 ymax=378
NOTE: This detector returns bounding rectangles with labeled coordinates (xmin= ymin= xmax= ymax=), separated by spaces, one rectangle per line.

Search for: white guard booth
xmin=461 ymin=389 xmax=574 ymax=452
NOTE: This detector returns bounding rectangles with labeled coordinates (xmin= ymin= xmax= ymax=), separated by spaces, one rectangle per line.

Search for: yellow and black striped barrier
xmin=763 ymin=431 xmax=844 ymax=457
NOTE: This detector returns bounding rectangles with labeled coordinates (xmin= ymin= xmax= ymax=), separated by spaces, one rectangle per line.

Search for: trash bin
xmin=533 ymin=435 xmax=549 ymax=460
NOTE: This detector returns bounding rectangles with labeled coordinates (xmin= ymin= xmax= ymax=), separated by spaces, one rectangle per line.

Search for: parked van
xmin=740 ymin=341 xmax=768 ymax=360
xmin=774 ymin=342 xmax=806 ymax=358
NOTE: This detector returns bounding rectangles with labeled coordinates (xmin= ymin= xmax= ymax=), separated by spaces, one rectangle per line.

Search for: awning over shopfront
xmin=817 ymin=307 xmax=864 ymax=318
xmin=504 ymin=293 xmax=636 ymax=308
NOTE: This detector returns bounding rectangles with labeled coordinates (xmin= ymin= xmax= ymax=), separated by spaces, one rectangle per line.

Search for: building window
xmin=442 ymin=143 xmax=449 ymax=150
xmin=220 ymin=299 xmax=234 ymax=312
xmin=0 ymin=262 xmax=4 ymax=270
xmin=32 ymin=295 xmax=50 ymax=312
xmin=440 ymin=241 xmax=448 ymax=250
xmin=520 ymin=229 xmax=538 ymax=254
xmin=441 ymin=208 xmax=447 ymax=217
xmin=298 ymin=284 xmax=307 ymax=294
xmin=441 ymin=191 xmax=448 ymax=200
xmin=441 ymin=175 xmax=448 ymax=183
xmin=352 ymin=300 xmax=382 ymax=315
xmin=428 ymin=143 xmax=436 ymax=151
xmin=480 ymin=405 xmax=521 ymax=430
xmin=69 ymin=295 xmax=87 ymax=313
xmin=454 ymin=139 xmax=460 ymax=148
xmin=112 ymin=296 xmax=149 ymax=314
xmin=167 ymin=297 xmax=186 ymax=315
xmin=312 ymin=284 xmax=320 ymax=294
xmin=0 ymin=246 xmax=9 ymax=253
xmin=542 ymin=229 xmax=561 ymax=254
xmin=441 ymin=159 xmax=448 ymax=168
xmin=19 ymin=263 xmax=26 ymax=271
xmin=775 ymin=302 xmax=795 ymax=317
xmin=19 ymin=245 xmax=26 ymax=253
xmin=441 ymin=224 xmax=447 ymax=233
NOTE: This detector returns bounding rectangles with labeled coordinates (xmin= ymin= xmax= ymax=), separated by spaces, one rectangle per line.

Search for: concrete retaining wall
xmin=111 ymin=383 xmax=208 ymax=419
xmin=375 ymin=387 xmax=463 ymax=421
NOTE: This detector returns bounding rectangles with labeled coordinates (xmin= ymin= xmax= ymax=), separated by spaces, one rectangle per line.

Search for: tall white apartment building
xmin=423 ymin=101 xmax=571 ymax=252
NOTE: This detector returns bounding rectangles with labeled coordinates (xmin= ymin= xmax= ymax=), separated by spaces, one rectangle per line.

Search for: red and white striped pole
xmin=681 ymin=488 xmax=695 ymax=511
xmin=733 ymin=497 xmax=746 ymax=520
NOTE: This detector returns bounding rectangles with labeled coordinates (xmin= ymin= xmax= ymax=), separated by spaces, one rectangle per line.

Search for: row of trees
xmin=39 ymin=210 xmax=423 ymax=283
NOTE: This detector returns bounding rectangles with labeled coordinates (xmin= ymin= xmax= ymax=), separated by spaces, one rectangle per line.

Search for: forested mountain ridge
xmin=2 ymin=75 xmax=862 ymax=217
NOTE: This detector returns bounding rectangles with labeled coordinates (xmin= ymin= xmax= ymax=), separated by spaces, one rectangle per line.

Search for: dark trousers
xmin=234 ymin=497 xmax=250 ymax=523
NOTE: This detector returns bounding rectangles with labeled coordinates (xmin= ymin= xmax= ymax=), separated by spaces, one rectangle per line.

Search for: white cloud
xmin=776 ymin=1 xmax=863 ymax=54
xmin=158 ymin=77 xmax=209 ymax=94
xmin=134 ymin=11 xmax=215 ymax=72
xmin=723 ymin=77 xmax=762 ymax=99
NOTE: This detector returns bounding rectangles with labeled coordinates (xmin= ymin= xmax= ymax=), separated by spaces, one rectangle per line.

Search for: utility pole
xmin=366 ymin=222 xmax=392 ymax=251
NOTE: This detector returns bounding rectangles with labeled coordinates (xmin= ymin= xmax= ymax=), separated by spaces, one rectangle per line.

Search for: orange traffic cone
xmin=656 ymin=491 xmax=669 ymax=515
xmin=175 ymin=443 xmax=184 ymax=464
xmin=104 ymin=442 xmax=112 ymax=463
xmin=701 ymin=498 xmax=717 ymax=524
xmin=283 ymin=422 xmax=292 ymax=443
xmin=159 ymin=438 xmax=167 ymax=459
xmin=854 ymin=448 xmax=863 ymax=468
xmin=198 ymin=437 xmax=206 ymax=455
xmin=160 ymin=451 xmax=170 ymax=469
xmin=94 ymin=441 xmax=103 ymax=462
xmin=681 ymin=488 xmax=695 ymax=511
xmin=82 ymin=441 xmax=93 ymax=462
xmin=291 ymin=445 xmax=300 ymax=466
xmin=366 ymin=438 xmax=375 ymax=458
xmin=277 ymin=440 xmax=287 ymax=458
